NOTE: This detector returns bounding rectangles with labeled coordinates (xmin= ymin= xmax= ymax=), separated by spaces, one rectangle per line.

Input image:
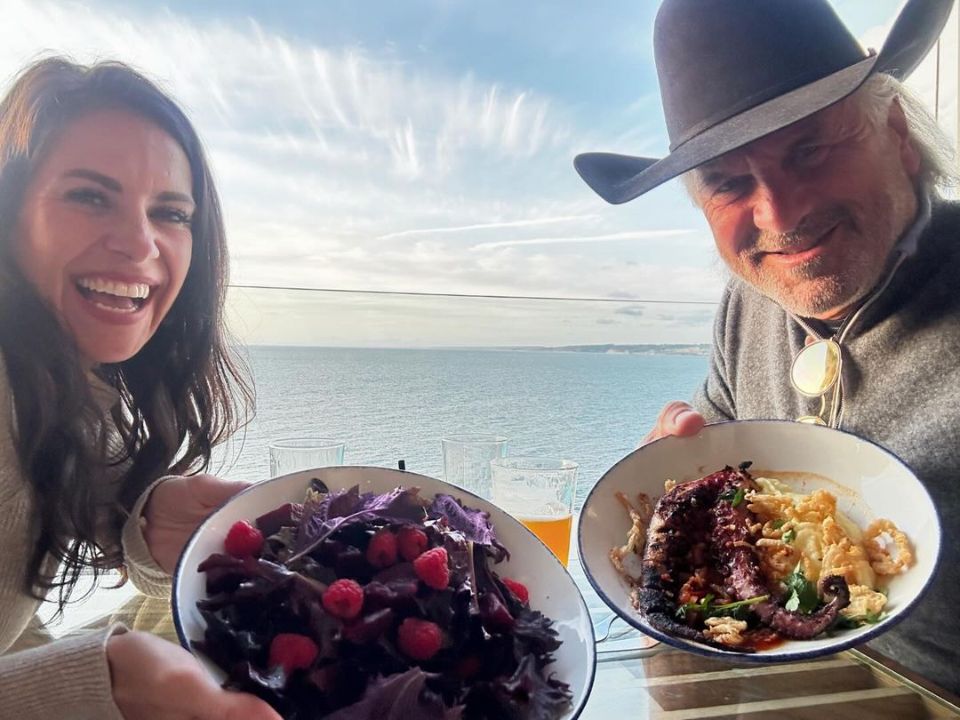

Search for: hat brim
xmin=575 ymin=0 xmax=953 ymax=205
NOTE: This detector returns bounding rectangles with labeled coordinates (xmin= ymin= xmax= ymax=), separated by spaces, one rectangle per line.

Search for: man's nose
xmin=751 ymin=175 xmax=815 ymax=234
xmin=103 ymin=212 xmax=161 ymax=262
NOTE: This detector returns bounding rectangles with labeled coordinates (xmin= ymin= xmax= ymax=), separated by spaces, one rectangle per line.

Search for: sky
xmin=2 ymin=0 xmax=956 ymax=347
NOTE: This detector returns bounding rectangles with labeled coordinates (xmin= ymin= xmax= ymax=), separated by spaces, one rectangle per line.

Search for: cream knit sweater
xmin=0 ymin=357 xmax=172 ymax=719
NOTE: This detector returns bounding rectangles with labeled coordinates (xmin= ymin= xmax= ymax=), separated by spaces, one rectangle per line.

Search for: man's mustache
xmin=756 ymin=208 xmax=850 ymax=252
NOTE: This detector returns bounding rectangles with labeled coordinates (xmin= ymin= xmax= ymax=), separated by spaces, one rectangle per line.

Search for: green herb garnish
xmin=712 ymin=595 xmax=769 ymax=620
xmin=720 ymin=487 xmax=746 ymax=507
xmin=675 ymin=593 xmax=768 ymax=620
xmin=833 ymin=611 xmax=886 ymax=630
xmin=783 ymin=563 xmax=819 ymax=614
xmin=771 ymin=518 xmax=787 ymax=530
xmin=675 ymin=593 xmax=715 ymax=619
xmin=782 ymin=528 xmax=797 ymax=544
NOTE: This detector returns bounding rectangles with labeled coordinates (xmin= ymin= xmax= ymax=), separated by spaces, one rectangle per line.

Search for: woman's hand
xmin=107 ymin=631 xmax=281 ymax=720
xmin=142 ymin=474 xmax=249 ymax=573
xmin=640 ymin=401 xmax=705 ymax=446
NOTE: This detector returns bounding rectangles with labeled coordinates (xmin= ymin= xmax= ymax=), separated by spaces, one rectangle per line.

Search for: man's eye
xmin=64 ymin=187 xmax=109 ymax=208
xmin=713 ymin=177 xmax=750 ymax=198
xmin=795 ymin=144 xmax=829 ymax=166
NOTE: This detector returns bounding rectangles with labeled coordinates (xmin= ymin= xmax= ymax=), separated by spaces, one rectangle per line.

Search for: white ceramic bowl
xmin=578 ymin=420 xmax=941 ymax=662
xmin=174 ymin=466 xmax=596 ymax=718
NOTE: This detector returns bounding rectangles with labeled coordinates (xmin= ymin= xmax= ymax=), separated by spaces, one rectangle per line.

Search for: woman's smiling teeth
xmin=75 ymin=276 xmax=151 ymax=312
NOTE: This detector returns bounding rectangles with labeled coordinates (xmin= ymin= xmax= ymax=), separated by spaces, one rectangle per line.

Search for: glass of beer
xmin=490 ymin=456 xmax=578 ymax=565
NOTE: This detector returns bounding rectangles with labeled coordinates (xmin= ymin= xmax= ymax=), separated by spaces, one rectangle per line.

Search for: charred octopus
xmin=636 ymin=464 xmax=850 ymax=650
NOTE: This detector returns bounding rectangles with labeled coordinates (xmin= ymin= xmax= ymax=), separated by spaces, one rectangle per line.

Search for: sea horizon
xmin=218 ymin=345 xmax=710 ymax=502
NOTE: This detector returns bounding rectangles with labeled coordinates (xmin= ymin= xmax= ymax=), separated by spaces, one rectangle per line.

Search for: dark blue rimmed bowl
xmin=577 ymin=420 xmax=941 ymax=662
xmin=173 ymin=465 xmax=596 ymax=717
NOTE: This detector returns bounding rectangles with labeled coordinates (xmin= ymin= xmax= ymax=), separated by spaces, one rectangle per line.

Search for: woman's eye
xmin=152 ymin=207 xmax=194 ymax=226
xmin=64 ymin=187 xmax=109 ymax=208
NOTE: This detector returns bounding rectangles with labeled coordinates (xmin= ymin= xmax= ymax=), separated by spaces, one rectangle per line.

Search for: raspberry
xmin=502 ymin=577 xmax=530 ymax=604
xmin=397 ymin=527 xmax=429 ymax=561
xmin=268 ymin=633 xmax=318 ymax=673
xmin=396 ymin=618 xmax=443 ymax=661
xmin=455 ymin=655 xmax=482 ymax=679
xmin=322 ymin=578 xmax=364 ymax=620
xmin=366 ymin=529 xmax=398 ymax=568
xmin=413 ymin=547 xmax=450 ymax=590
xmin=224 ymin=520 xmax=264 ymax=558
xmin=480 ymin=592 xmax=514 ymax=632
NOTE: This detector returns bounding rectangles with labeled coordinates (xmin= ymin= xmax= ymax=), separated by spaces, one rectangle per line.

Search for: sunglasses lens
xmin=791 ymin=339 xmax=841 ymax=396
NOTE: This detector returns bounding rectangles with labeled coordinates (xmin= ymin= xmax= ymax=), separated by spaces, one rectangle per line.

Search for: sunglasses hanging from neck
xmin=791 ymin=337 xmax=843 ymax=426
xmin=788 ymin=250 xmax=910 ymax=427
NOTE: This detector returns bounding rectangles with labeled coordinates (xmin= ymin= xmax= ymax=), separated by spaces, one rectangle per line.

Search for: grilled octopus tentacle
xmin=638 ymin=466 xmax=752 ymax=651
xmin=713 ymin=479 xmax=851 ymax=639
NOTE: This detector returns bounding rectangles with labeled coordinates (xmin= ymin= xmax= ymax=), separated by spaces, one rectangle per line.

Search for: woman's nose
xmin=103 ymin=212 xmax=160 ymax=262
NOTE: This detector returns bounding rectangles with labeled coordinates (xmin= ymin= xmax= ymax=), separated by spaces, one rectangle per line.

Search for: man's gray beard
xmin=750 ymin=208 xmax=859 ymax=316
xmin=758 ymin=269 xmax=850 ymax=318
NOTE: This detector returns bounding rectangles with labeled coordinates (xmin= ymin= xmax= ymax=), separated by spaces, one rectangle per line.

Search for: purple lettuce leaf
xmin=230 ymin=661 xmax=288 ymax=694
xmin=490 ymin=654 xmax=572 ymax=720
xmin=510 ymin=607 xmax=563 ymax=664
xmin=288 ymin=485 xmax=427 ymax=563
xmin=324 ymin=668 xmax=464 ymax=720
xmin=295 ymin=485 xmax=363 ymax=550
xmin=428 ymin=494 xmax=509 ymax=562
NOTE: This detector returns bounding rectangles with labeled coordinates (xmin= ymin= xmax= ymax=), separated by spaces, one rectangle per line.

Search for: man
xmin=574 ymin=0 xmax=959 ymax=696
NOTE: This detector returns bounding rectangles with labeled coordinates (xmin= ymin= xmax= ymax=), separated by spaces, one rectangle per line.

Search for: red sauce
xmin=741 ymin=627 xmax=784 ymax=651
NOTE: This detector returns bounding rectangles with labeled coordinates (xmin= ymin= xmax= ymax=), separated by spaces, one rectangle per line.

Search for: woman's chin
xmin=77 ymin=338 xmax=148 ymax=366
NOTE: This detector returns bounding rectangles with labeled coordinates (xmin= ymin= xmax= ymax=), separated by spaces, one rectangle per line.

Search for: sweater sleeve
xmin=0 ymin=357 xmax=44 ymax=655
xmin=120 ymin=476 xmax=173 ymax=598
xmin=0 ymin=623 xmax=126 ymax=720
xmin=692 ymin=284 xmax=737 ymax=422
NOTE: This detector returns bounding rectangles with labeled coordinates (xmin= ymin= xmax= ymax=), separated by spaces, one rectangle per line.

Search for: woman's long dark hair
xmin=0 ymin=58 xmax=253 ymax=611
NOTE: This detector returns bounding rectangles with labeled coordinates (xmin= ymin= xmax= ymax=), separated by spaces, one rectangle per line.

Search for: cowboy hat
xmin=574 ymin=0 xmax=954 ymax=204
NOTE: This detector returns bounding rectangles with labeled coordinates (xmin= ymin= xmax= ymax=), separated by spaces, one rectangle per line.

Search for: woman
xmin=0 ymin=58 xmax=279 ymax=719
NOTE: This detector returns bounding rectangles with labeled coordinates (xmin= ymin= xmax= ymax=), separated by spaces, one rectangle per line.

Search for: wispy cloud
xmin=471 ymin=228 xmax=694 ymax=251
xmin=1 ymin=0 xmax=736 ymax=345
xmin=378 ymin=215 xmax=599 ymax=240
xmin=1 ymin=1 xmax=572 ymax=179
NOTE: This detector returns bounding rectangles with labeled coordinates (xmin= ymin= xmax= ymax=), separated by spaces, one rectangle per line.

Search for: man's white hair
xmin=682 ymin=73 xmax=957 ymax=203
xmin=860 ymin=73 xmax=957 ymax=196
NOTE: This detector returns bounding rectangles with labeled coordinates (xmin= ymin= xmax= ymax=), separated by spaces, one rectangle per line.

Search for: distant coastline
xmin=507 ymin=343 xmax=711 ymax=356
xmin=245 ymin=343 xmax=712 ymax=356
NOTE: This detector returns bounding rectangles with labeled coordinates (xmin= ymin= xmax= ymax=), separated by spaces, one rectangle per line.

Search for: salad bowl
xmin=174 ymin=465 xmax=596 ymax=717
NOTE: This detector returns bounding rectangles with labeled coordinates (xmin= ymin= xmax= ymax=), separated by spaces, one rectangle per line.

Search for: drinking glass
xmin=268 ymin=438 xmax=345 ymax=478
xmin=441 ymin=433 xmax=508 ymax=500
xmin=490 ymin=456 xmax=578 ymax=565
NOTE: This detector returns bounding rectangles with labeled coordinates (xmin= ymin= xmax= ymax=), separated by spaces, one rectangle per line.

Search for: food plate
xmin=174 ymin=465 xmax=596 ymax=718
xmin=577 ymin=420 xmax=941 ymax=662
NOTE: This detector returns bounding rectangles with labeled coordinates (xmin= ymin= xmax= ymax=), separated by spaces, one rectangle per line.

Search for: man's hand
xmin=641 ymin=401 xmax=705 ymax=446
xmin=142 ymin=474 xmax=249 ymax=574
xmin=108 ymin=631 xmax=281 ymax=720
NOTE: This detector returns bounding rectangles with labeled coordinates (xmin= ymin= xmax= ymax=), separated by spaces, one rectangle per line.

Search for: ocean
xmin=51 ymin=345 xmax=709 ymax=633
xmin=214 ymin=346 xmax=709 ymax=508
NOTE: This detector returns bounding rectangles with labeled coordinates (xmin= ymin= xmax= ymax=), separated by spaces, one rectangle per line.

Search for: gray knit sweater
xmin=693 ymin=200 xmax=960 ymax=695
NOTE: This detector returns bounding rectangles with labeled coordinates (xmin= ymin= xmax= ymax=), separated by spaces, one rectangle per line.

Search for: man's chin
xmin=763 ymin=278 xmax=858 ymax=320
